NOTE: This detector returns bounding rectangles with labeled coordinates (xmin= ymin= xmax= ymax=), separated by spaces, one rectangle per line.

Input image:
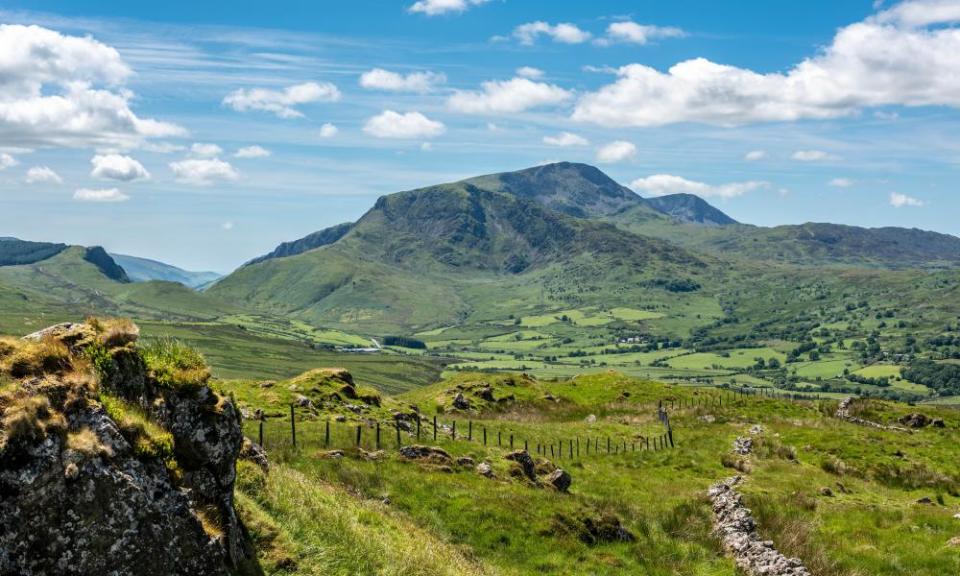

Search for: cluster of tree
xmin=902 ymin=359 xmax=960 ymax=395
xmin=0 ymin=238 xmax=67 ymax=266
xmin=382 ymin=336 xmax=427 ymax=349
xmin=843 ymin=371 xmax=891 ymax=388
xmin=646 ymin=278 xmax=701 ymax=293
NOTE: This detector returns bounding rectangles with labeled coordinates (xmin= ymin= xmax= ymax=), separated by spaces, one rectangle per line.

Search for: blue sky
xmin=1 ymin=0 xmax=959 ymax=271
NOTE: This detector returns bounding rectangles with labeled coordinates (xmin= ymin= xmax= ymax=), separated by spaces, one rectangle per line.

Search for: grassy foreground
xmin=223 ymin=370 xmax=960 ymax=575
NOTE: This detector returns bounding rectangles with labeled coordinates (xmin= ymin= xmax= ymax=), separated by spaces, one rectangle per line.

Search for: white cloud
xmin=573 ymin=2 xmax=960 ymax=127
xmin=363 ymin=110 xmax=445 ymax=139
xmin=222 ymin=221 xmax=234 ymax=230
xmin=169 ymin=158 xmax=239 ymax=185
xmin=359 ymin=68 xmax=446 ymax=93
xmin=73 ymin=187 xmax=129 ymax=202
xmin=889 ymin=191 xmax=924 ymax=207
xmin=543 ymin=132 xmax=589 ymax=147
xmin=744 ymin=150 xmax=766 ymax=161
xmin=0 ymin=24 xmax=184 ymax=148
xmin=234 ymin=145 xmax=271 ymax=158
xmin=223 ymin=82 xmax=340 ymax=118
xmin=516 ymin=66 xmax=545 ymax=79
xmin=829 ymin=177 xmax=854 ymax=187
xmin=448 ymin=77 xmax=572 ymax=114
xmin=191 ymin=143 xmax=223 ymax=157
xmin=25 ymin=166 xmax=62 ymax=184
xmin=141 ymin=142 xmax=185 ymax=154
xmin=599 ymin=21 xmax=685 ymax=45
xmin=90 ymin=154 xmax=150 ymax=181
xmin=513 ymin=22 xmax=592 ymax=45
xmin=408 ymin=0 xmax=489 ymax=16
xmin=631 ymin=174 xmax=768 ymax=199
xmin=792 ymin=150 xmax=835 ymax=161
xmin=0 ymin=153 xmax=17 ymax=170
xmin=596 ymin=140 xmax=637 ymax=163
xmin=319 ymin=123 xmax=339 ymax=138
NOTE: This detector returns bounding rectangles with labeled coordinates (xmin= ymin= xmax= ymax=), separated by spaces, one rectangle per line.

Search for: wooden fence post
xmin=452 ymin=420 xmax=456 ymax=440
xmin=376 ymin=422 xmax=381 ymax=450
xmin=607 ymin=437 xmax=611 ymax=454
xmin=356 ymin=424 xmax=361 ymax=447
xmin=258 ymin=417 xmax=264 ymax=447
xmin=416 ymin=417 xmax=421 ymax=441
xmin=483 ymin=426 xmax=487 ymax=446
xmin=668 ymin=430 xmax=674 ymax=448
xmin=290 ymin=405 xmax=297 ymax=449
xmin=324 ymin=420 xmax=330 ymax=448
xmin=510 ymin=434 xmax=514 ymax=450
xmin=498 ymin=431 xmax=502 ymax=447
xmin=569 ymin=440 xmax=573 ymax=459
xmin=468 ymin=421 xmax=473 ymax=441
xmin=396 ymin=420 xmax=401 ymax=449
xmin=433 ymin=416 xmax=438 ymax=441
xmin=524 ymin=439 xmax=528 ymax=451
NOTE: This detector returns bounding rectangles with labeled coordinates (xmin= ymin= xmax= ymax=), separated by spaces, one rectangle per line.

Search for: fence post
xmin=668 ymin=430 xmax=674 ymax=448
xmin=607 ymin=437 xmax=611 ymax=454
xmin=416 ymin=417 xmax=421 ymax=441
xmin=356 ymin=424 xmax=362 ymax=447
xmin=509 ymin=434 xmax=514 ymax=450
xmin=452 ymin=420 xmax=456 ymax=441
xmin=290 ymin=405 xmax=297 ymax=449
xmin=569 ymin=440 xmax=573 ymax=459
xmin=498 ymin=431 xmax=502 ymax=447
xmin=468 ymin=421 xmax=473 ymax=441
xmin=525 ymin=439 xmax=528 ymax=451
xmin=258 ymin=417 xmax=264 ymax=447
xmin=433 ymin=416 xmax=438 ymax=441
xmin=324 ymin=420 xmax=330 ymax=448
xmin=576 ymin=437 xmax=580 ymax=458
xmin=376 ymin=422 xmax=381 ymax=450
xmin=483 ymin=426 xmax=487 ymax=446
xmin=550 ymin=444 xmax=554 ymax=458
xmin=396 ymin=420 xmax=401 ymax=449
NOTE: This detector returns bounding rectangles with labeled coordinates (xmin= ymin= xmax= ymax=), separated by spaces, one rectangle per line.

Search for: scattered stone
xmin=948 ymin=536 xmax=960 ymax=548
xmin=456 ymin=456 xmax=476 ymax=467
xmin=476 ymin=462 xmax=495 ymax=478
xmin=258 ymin=380 xmax=275 ymax=388
xmin=953 ymin=513 xmax=960 ymax=520
xmin=556 ymin=514 xmax=635 ymax=545
xmin=819 ymin=487 xmax=834 ymax=497
xmin=239 ymin=437 xmax=270 ymax=472
xmin=318 ymin=449 xmax=345 ymax=459
xmin=477 ymin=386 xmax=495 ymax=402
xmin=699 ymin=414 xmax=716 ymax=423
xmin=584 ymin=414 xmax=597 ymax=424
xmin=360 ymin=449 xmax=384 ymax=461
xmin=334 ymin=414 xmax=347 ymax=422
xmin=836 ymin=397 xmax=911 ymax=432
xmin=899 ymin=413 xmax=931 ymax=428
xmin=916 ymin=497 xmax=935 ymax=505
xmin=453 ymin=392 xmax=470 ymax=410
xmin=932 ymin=418 xmax=946 ymax=428
xmin=749 ymin=425 xmax=764 ymax=435
xmin=546 ymin=468 xmax=572 ymax=492
xmin=709 ymin=477 xmax=811 ymax=576
xmin=733 ymin=436 xmax=753 ymax=456
xmin=543 ymin=393 xmax=557 ymax=402
xmin=294 ymin=394 xmax=312 ymax=408
xmin=399 ymin=444 xmax=452 ymax=464
xmin=504 ymin=450 xmax=537 ymax=482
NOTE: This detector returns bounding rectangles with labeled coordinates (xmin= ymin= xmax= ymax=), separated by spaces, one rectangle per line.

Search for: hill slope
xmin=643 ymin=193 xmax=738 ymax=226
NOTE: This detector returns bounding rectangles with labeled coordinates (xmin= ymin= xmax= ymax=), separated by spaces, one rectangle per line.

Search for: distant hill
xmin=0 ymin=237 xmax=68 ymax=266
xmin=644 ymin=193 xmax=738 ymax=226
xmin=111 ymin=253 xmax=221 ymax=289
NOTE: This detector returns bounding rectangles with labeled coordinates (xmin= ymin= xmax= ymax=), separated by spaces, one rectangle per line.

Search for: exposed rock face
xmin=399 ymin=444 xmax=452 ymax=464
xmin=709 ymin=477 xmax=811 ymax=576
xmin=546 ymin=468 xmax=572 ymax=492
xmin=0 ymin=321 xmax=255 ymax=576
xmin=505 ymin=449 xmax=537 ymax=482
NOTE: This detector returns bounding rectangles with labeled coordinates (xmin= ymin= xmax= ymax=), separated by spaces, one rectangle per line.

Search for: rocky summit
xmin=0 ymin=321 xmax=257 ymax=576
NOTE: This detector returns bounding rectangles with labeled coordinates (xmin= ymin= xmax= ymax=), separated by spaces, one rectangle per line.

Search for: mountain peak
xmin=462 ymin=162 xmax=641 ymax=218
xmin=644 ymin=193 xmax=738 ymax=226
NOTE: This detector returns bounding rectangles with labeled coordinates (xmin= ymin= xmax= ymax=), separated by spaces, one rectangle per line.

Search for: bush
xmin=142 ymin=338 xmax=210 ymax=391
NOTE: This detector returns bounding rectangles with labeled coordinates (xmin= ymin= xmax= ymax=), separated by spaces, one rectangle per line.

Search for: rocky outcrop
xmin=0 ymin=320 xmax=257 ymax=576
xmin=709 ymin=477 xmax=810 ymax=576
xmin=836 ymin=397 xmax=910 ymax=432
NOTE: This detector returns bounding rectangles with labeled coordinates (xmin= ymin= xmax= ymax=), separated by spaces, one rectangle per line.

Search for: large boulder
xmin=545 ymin=468 xmax=572 ymax=492
xmin=505 ymin=449 xmax=537 ymax=482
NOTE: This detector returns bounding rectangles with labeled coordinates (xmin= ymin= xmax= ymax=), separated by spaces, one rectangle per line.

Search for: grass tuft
xmin=142 ymin=338 xmax=210 ymax=391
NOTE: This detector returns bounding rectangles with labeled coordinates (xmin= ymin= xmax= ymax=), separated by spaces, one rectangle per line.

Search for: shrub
xmin=142 ymin=338 xmax=210 ymax=391
xmin=3 ymin=339 xmax=72 ymax=378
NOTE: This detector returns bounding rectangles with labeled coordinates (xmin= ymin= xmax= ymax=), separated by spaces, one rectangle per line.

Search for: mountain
xmin=643 ymin=193 xmax=738 ymax=226
xmin=209 ymin=166 xmax=704 ymax=333
xmin=0 ymin=237 xmax=68 ymax=266
xmin=111 ymin=253 xmax=222 ymax=289
xmin=244 ymin=222 xmax=354 ymax=266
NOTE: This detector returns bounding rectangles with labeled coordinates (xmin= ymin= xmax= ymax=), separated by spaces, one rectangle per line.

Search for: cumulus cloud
xmin=0 ymin=24 xmax=184 ymax=148
xmin=169 ymin=158 xmax=239 ymax=185
xmin=408 ymin=0 xmax=489 ymax=16
xmin=792 ymin=150 xmax=835 ymax=161
xmin=447 ymin=77 xmax=572 ymax=114
xmin=829 ymin=177 xmax=854 ymax=187
xmin=573 ymin=1 xmax=960 ymax=127
xmin=363 ymin=110 xmax=445 ymax=139
xmin=513 ymin=21 xmax=592 ymax=45
xmin=598 ymin=21 xmax=685 ymax=45
xmin=319 ymin=123 xmax=339 ymax=138
xmin=191 ymin=143 xmax=223 ymax=157
xmin=25 ymin=166 xmax=62 ymax=184
xmin=223 ymin=82 xmax=340 ymax=118
xmin=596 ymin=140 xmax=637 ymax=163
xmin=234 ymin=145 xmax=271 ymax=158
xmin=73 ymin=187 xmax=129 ymax=202
xmin=359 ymin=68 xmax=446 ymax=93
xmin=630 ymin=174 xmax=768 ymax=199
xmin=90 ymin=154 xmax=150 ymax=181
xmin=543 ymin=132 xmax=589 ymax=147
xmin=889 ymin=191 xmax=924 ymax=207
xmin=516 ymin=66 xmax=545 ymax=79
xmin=222 ymin=221 xmax=234 ymax=230
xmin=0 ymin=153 xmax=17 ymax=170
xmin=744 ymin=150 xmax=767 ymax=161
